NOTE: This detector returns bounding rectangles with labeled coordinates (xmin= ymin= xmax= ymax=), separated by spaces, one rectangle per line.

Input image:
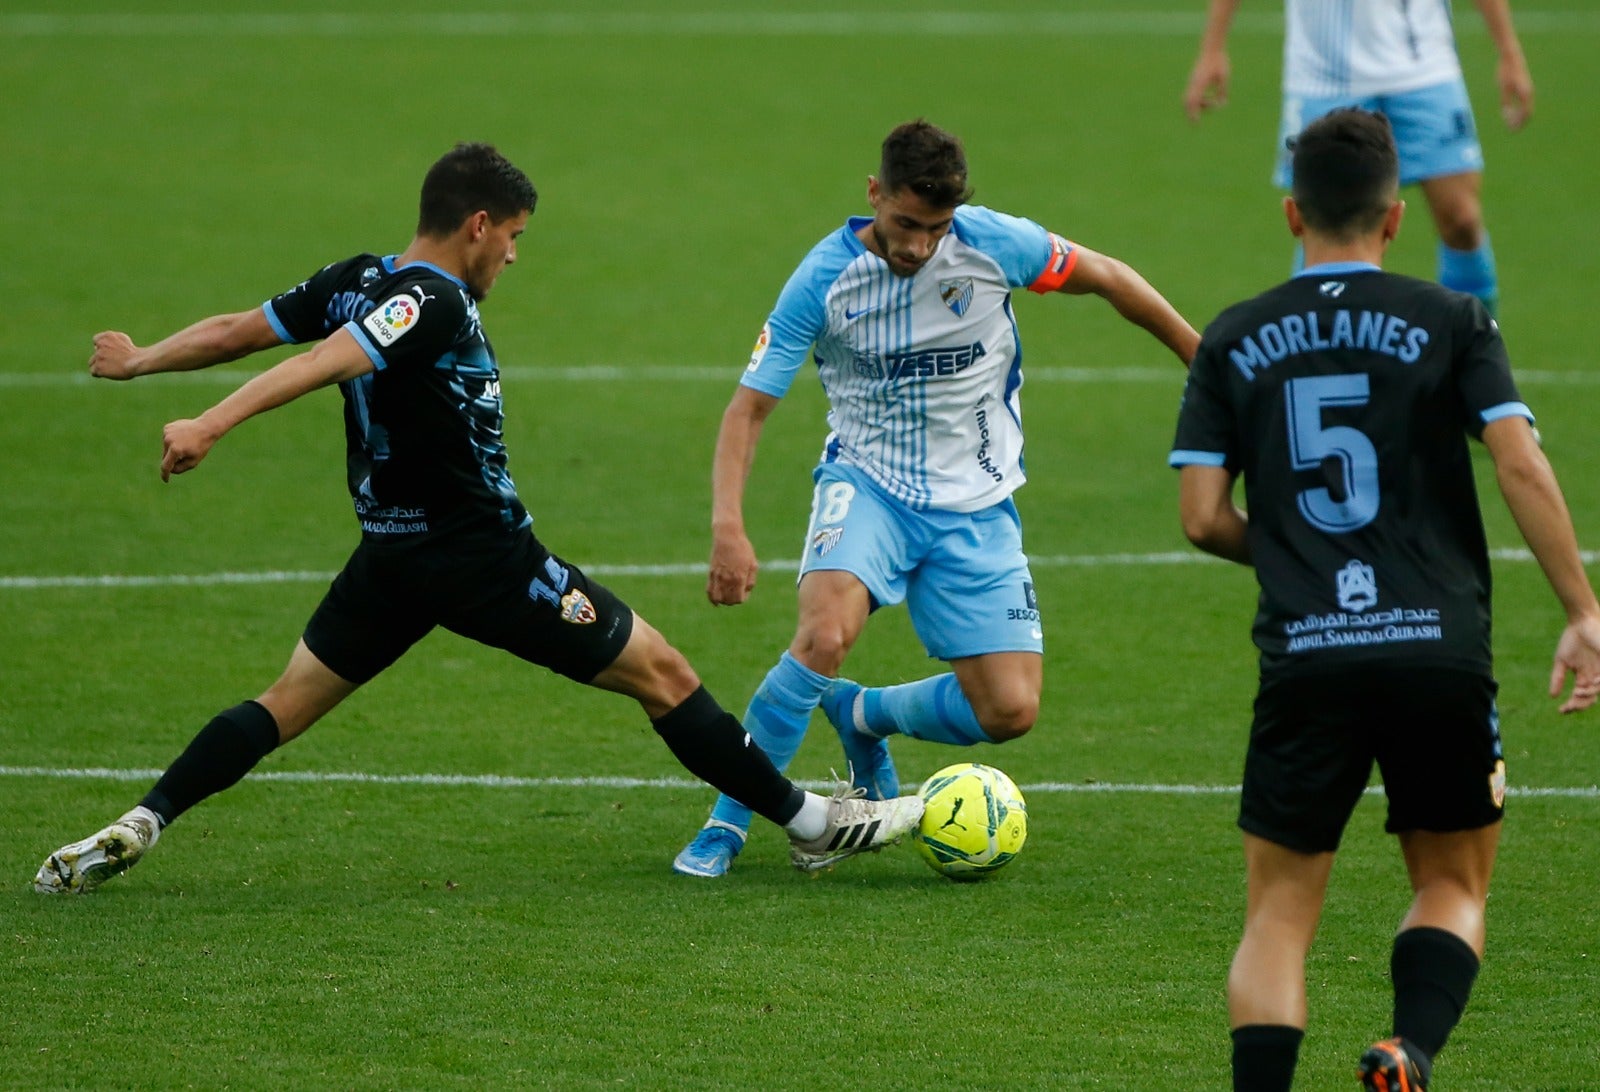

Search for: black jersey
xmin=1171 ymin=264 xmax=1529 ymax=678
xmin=263 ymin=254 xmax=530 ymax=544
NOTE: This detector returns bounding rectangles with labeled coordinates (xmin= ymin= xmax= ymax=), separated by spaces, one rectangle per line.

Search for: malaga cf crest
xmin=811 ymin=526 xmax=844 ymax=558
xmin=939 ymin=278 xmax=974 ymax=317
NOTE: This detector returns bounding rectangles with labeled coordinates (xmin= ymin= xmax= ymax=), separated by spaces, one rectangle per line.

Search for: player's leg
xmin=1229 ymin=671 xmax=1372 ymax=1090
xmin=674 ymin=569 xmax=876 ymax=874
xmin=459 ymin=534 xmax=920 ymax=876
xmin=591 ymin=610 xmax=921 ymax=873
xmin=1419 ymin=170 xmax=1497 ymax=313
xmin=33 ymin=640 xmax=360 ymax=895
xmin=679 ymin=466 xmax=906 ymax=869
xmin=34 ymin=547 xmax=414 ymax=895
xmin=1228 ymin=833 xmax=1334 ymax=1092
xmin=1361 ymin=667 xmax=1504 ymax=1089
xmin=821 ymin=498 xmax=1041 ymax=773
xmin=1384 ymin=80 xmax=1498 ymax=314
xmin=1355 ymin=825 xmax=1500 ymax=1091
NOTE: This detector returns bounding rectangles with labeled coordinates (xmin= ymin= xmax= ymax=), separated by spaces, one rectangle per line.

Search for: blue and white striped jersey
xmin=741 ymin=206 xmax=1073 ymax=513
xmin=1285 ymin=0 xmax=1463 ymax=98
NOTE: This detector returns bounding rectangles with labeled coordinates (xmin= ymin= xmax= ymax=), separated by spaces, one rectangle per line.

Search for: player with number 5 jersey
xmin=1171 ymin=107 xmax=1600 ymax=1092
xmin=672 ymin=119 xmax=1199 ymax=878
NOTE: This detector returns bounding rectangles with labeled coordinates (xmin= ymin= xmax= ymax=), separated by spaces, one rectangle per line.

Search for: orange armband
xmin=1027 ymin=233 xmax=1078 ymax=294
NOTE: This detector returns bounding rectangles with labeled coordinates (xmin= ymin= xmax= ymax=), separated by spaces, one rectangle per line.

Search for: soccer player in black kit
xmin=35 ymin=142 xmax=923 ymax=895
xmin=1171 ymin=109 xmax=1600 ymax=1091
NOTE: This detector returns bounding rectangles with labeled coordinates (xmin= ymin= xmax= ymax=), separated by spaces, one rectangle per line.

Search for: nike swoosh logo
xmin=844 ymin=306 xmax=870 ymax=320
xmin=1030 ymin=628 xmax=1043 ymax=640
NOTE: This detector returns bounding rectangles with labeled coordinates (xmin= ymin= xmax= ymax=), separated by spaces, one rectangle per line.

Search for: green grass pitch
xmin=2 ymin=2 xmax=1597 ymax=1087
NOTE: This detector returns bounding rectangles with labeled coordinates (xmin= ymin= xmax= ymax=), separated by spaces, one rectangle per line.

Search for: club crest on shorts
xmin=811 ymin=526 xmax=844 ymax=558
xmin=560 ymin=589 xmax=597 ymax=624
xmin=1489 ymin=759 xmax=1507 ymax=809
xmin=940 ymin=277 xmax=974 ymax=317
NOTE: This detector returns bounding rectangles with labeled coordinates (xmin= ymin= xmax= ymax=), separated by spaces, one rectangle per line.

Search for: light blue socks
xmin=708 ymin=651 xmax=830 ymax=831
xmin=855 ymin=674 xmax=992 ymax=746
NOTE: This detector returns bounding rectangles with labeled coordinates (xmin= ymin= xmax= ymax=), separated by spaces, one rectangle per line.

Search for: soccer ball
xmin=914 ymin=762 xmax=1027 ymax=880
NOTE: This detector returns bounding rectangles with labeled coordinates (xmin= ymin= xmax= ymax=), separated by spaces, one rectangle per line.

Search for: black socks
xmin=1231 ymin=1024 xmax=1303 ymax=1092
xmin=141 ymin=700 xmax=281 ymax=826
xmin=1391 ymin=925 xmax=1481 ymax=1083
xmin=651 ymin=686 xmax=805 ymax=826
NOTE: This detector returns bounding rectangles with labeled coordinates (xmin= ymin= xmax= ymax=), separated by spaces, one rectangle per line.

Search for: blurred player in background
xmin=1171 ymin=107 xmax=1600 ymax=1091
xmin=1183 ymin=0 xmax=1533 ymax=316
xmin=36 ymin=142 xmax=924 ymax=895
xmin=672 ymin=119 xmax=1198 ymax=878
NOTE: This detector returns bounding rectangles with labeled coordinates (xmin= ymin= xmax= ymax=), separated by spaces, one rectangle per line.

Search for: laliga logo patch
xmin=940 ymin=277 xmax=974 ymax=317
xmin=1489 ymin=759 xmax=1507 ymax=809
xmin=747 ymin=323 xmax=771 ymax=372
xmin=362 ymin=292 xmax=422 ymax=347
xmin=811 ymin=526 xmax=844 ymax=558
xmin=560 ymin=589 xmax=597 ymax=625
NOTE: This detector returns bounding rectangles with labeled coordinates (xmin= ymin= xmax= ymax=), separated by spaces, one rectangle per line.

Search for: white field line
xmin=2 ymin=12 xmax=1596 ymax=37
xmin=1 ymin=765 xmax=1595 ymax=798
xmin=0 ymin=547 xmax=1592 ymax=592
xmin=2 ymin=365 xmax=1597 ymax=388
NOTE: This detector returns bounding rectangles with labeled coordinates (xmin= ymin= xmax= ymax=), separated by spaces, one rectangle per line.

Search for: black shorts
xmin=1240 ymin=665 xmax=1505 ymax=853
xmin=302 ymin=528 xmax=634 ymax=687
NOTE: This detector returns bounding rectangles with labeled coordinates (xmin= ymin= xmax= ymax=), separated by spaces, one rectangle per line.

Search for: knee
xmin=1433 ymin=202 xmax=1484 ymax=251
xmin=976 ymin=694 xmax=1039 ymax=743
xmin=790 ymin=624 xmax=855 ymax=676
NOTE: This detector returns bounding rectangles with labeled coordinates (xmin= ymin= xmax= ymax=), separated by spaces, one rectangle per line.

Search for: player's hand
xmin=1183 ymin=52 xmax=1230 ymax=122
xmin=707 ymin=531 xmax=758 ymax=606
xmin=1549 ymin=615 xmax=1600 ymax=713
xmin=89 ymin=331 xmax=143 ymax=380
xmin=160 ymin=417 xmax=218 ymax=482
xmin=1497 ymin=57 xmax=1534 ymax=131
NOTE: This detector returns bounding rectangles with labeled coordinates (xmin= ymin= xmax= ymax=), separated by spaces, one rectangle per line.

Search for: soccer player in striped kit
xmin=673 ymin=120 xmax=1198 ymax=877
xmin=1184 ymin=0 xmax=1533 ymax=317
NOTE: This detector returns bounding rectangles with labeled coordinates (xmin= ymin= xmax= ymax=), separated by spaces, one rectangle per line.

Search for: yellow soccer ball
xmin=915 ymin=762 xmax=1028 ymax=880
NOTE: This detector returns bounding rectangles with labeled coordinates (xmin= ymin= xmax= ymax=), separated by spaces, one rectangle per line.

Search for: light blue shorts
xmin=797 ymin=463 xmax=1043 ymax=660
xmin=1273 ymin=78 xmax=1484 ymax=188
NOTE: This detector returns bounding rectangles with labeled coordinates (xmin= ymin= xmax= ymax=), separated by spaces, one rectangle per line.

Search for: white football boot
xmin=788 ymin=781 xmax=924 ymax=872
xmin=34 ymin=807 xmax=162 ymax=894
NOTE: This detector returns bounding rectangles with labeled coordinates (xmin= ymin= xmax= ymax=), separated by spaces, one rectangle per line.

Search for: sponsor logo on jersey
xmin=747 ymin=323 xmax=771 ymax=372
xmin=362 ymin=292 xmax=422 ymax=347
xmin=851 ymin=341 xmax=987 ymax=380
xmin=939 ymin=277 xmax=974 ymax=317
xmin=811 ymin=526 xmax=844 ymax=558
xmin=1489 ymin=759 xmax=1507 ymax=808
xmin=1337 ymin=559 xmax=1379 ymax=612
xmin=1318 ymin=280 xmax=1346 ymax=298
xmin=560 ymin=589 xmax=597 ymax=624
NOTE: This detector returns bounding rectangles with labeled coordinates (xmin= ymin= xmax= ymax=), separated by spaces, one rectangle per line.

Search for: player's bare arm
xmin=1178 ymin=464 xmax=1251 ymax=565
xmin=1183 ymin=0 xmax=1241 ymax=121
xmin=90 ymin=308 xmax=283 ymax=381
xmin=1473 ymin=0 xmax=1534 ymax=130
xmin=1056 ymin=246 xmax=1201 ymax=365
xmin=160 ymin=328 xmax=374 ymax=482
xmin=1482 ymin=416 xmax=1600 ymax=711
xmin=707 ymin=385 xmax=779 ymax=606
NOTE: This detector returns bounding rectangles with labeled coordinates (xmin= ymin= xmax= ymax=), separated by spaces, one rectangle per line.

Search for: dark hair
xmin=417 ymin=142 xmax=537 ymax=238
xmin=1288 ymin=108 xmax=1398 ymax=239
xmin=879 ymin=119 xmax=974 ymax=207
